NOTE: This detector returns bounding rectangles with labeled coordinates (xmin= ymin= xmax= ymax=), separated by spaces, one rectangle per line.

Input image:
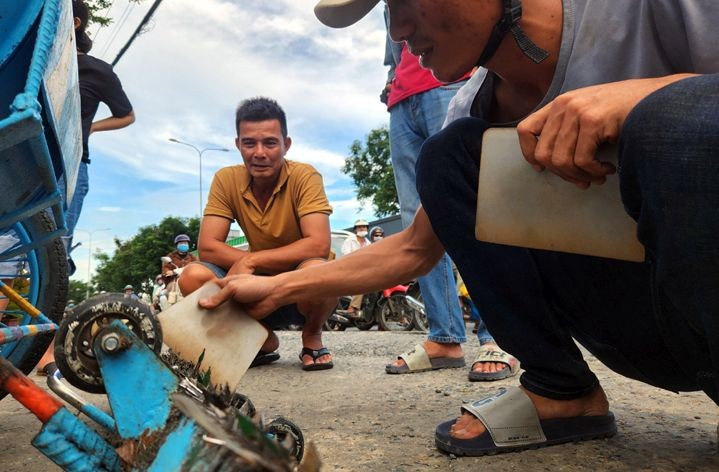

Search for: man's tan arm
xmin=199 ymin=207 xmax=445 ymax=318
xmin=233 ymin=212 xmax=331 ymax=275
xmin=198 ymin=213 xmax=332 ymax=275
xmin=198 ymin=215 xmax=248 ymax=269
xmin=517 ymin=74 xmax=697 ymax=187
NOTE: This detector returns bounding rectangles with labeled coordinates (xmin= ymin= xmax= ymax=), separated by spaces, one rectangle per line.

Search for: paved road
xmin=1 ymin=330 xmax=717 ymax=470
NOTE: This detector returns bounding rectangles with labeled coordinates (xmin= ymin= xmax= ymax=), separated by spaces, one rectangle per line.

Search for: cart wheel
xmin=0 ymin=213 xmax=68 ymax=400
xmin=228 ymin=392 xmax=256 ymax=419
xmin=54 ymin=292 xmax=161 ymax=393
xmin=265 ymin=417 xmax=305 ymax=463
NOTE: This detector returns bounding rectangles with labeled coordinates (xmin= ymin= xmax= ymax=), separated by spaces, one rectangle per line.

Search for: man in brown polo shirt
xmin=179 ymin=97 xmax=336 ymax=371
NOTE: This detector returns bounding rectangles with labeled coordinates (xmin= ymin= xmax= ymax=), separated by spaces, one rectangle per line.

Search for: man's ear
xmin=235 ymin=136 xmax=241 ymax=151
xmin=74 ymin=17 xmax=81 ymax=30
xmin=284 ymin=136 xmax=292 ymax=153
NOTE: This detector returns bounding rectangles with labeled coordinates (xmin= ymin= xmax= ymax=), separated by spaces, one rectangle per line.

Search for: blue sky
xmin=72 ymin=0 xmax=389 ymax=282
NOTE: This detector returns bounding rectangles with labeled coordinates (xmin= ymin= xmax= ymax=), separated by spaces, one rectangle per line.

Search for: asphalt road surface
xmin=1 ymin=330 xmax=717 ymax=471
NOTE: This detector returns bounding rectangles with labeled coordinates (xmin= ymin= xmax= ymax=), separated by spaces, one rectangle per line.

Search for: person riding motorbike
xmin=151 ymin=274 xmax=166 ymax=312
xmin=162 ymin=234 xmax=197 ymax=305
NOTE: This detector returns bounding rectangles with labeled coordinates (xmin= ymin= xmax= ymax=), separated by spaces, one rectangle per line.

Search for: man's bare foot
xmin=301 ymin=332 xmax=332 ymax=367
xmin=470 ymin=342 xmax=517 ymax=375
xmin=450 ymin=385 xmax=610 ymax=439
xmin=389 ymin=340 xmax=464 ymax=369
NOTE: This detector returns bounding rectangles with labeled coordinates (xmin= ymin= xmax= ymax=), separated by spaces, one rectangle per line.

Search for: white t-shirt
xmin=445 ymin=0 xmax=719 ymax=125
xmin=341 ymin=235 xmax=370 ymax=256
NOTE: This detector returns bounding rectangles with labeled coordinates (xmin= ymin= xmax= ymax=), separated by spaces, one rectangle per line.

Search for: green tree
xmin=68 ymin=279 xmax=91 ymax=304
xmin=342 ymin=126 xmax=399 ymax=217
xmin=93 ymin=216 xmax=200 ymax=294
xmin=85 ymin=1 xmax=144 ymax=28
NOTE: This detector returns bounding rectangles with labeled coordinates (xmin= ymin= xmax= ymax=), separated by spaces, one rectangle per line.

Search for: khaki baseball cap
xmin=314 ymin=0 xmax=381 ymax=28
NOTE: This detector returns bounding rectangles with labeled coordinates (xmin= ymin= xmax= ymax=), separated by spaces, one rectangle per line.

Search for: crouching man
xmin=179 ymin=97 xmax=337 ymax=371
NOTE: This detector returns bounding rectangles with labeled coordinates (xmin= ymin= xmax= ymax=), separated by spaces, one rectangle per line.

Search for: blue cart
xmin=0 ymin=0 xmax=78 ymax=377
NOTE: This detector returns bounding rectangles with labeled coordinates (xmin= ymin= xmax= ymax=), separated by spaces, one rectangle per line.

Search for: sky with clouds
xmin=72 ymin=0 xmax=390 ymax=282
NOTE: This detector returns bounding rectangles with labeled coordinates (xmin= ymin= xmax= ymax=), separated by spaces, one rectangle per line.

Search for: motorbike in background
xmin=324 ymin=292 xmax=380 ymax=331
xmin=405 ymin=281 xmax=427 ymax=332
xmin=324 ymin=283 xmax=426 ymax=332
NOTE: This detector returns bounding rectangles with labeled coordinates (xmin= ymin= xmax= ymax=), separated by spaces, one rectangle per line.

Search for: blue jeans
xmin=416 ymin=75 xmax=719 ymax=403
xmin=58 ymin=161 xmax=89 ymax=255
xmin=390 ymin=81 xmax=489 ymax=345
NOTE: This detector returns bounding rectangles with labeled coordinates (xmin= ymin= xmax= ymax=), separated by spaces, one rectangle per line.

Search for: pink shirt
xmin=387 ymin=45 xmax=472 ymax=110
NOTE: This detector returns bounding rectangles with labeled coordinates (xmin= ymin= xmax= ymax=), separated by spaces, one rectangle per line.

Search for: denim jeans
xmin=416 ymin=75 xmax=719 ymax=403
xmin=389 ymin=82 xmax=475 ymax=345
xmin=58 ymin=161 xmax=89 ymax=256
xmin=65 ymin=161 xmax=89 ymax=242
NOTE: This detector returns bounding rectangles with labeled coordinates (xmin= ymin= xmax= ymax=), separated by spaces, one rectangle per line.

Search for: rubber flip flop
xmin=385 ymin=343 xmax=465 ymax=374
xmin=435 ymin=387 xmax=617 ymax=456
xmin=250 ymin=350 xmax=280 ymax=368
xmin=299 ymin=347 xmax=334 ymax=371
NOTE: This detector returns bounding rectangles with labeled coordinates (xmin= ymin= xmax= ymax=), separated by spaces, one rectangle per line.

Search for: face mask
xmin=177 ymin=243 xmax=189 ymax=252
xmin=373 ymin=236 xmax=383 ymax=241
xmin=356 ymin=230 xmax=368 ymax=238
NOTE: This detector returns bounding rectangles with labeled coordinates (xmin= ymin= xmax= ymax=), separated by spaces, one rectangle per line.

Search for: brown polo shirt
xmin=204 ymin=160 xmax=333 ymax=252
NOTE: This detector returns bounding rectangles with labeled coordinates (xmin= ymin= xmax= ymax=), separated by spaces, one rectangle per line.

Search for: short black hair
xmin=72 ymin=0 xmax=93 ymax=53
xmin=235 ymin=97 xmax=288 ymax=137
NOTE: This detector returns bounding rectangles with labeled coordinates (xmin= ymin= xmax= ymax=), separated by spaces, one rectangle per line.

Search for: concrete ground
xmin=0 ymin=329 xmax=717 ymax=471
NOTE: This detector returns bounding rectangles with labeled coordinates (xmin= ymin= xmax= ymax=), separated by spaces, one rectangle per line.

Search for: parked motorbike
xmin=405 ymin=281 xmax=427 ymax=332
xmin=324 ymin=292 xmax=379 ymax=331
xmin=324 ymin=284 xmax=426 ymax=332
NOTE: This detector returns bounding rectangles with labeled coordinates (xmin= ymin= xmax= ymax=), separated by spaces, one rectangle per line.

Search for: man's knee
xmin=295 ymin=259 xmax=337 ymax=316
xmin=622 ymin=75 xmax=719 ymax=164
xmin=178 ymin=263 xmax=216 ymax=295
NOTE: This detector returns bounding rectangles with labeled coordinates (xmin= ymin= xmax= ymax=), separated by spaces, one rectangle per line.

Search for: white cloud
xmin=71 ymin=0 xmax=391 ymax=281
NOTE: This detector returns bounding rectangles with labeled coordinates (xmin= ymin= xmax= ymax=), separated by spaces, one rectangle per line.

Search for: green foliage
xmin=342 ymin=126 xmax=399 ymax=217
xmin=93 ymin=216 xmax=200 ymax=294
xmin=85 ymin=1 xmax=144 ymax=28
xmin=68 ymin=279 xmax=91 ymax=304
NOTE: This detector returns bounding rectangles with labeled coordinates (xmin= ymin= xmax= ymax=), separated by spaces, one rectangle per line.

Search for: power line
xmin=90 ymin=0 xmax=116 ymax=42
xmin=99 ymin=1 xmax=135 ymax=59
xmin=112 ymin=0 xmax=165 ymax=66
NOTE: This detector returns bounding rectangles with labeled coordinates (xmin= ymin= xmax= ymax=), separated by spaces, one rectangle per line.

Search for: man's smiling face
xmin=236 ymin=119 xmax=292 ymax=182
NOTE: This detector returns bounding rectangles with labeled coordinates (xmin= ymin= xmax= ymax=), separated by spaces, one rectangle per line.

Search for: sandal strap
xmin=461 ymin=387 xmax=546 ymax=447
xmin=473 ymin=346 xmax=518 ymax=370
xmin=299 ymin=346 xmax=331 ymax=361
xmin=398 ymin=344 xmax=432 ymax=371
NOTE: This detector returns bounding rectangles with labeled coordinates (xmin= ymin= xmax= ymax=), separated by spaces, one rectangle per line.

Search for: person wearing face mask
xmin=340 ymin=220 xmax=372 ymax=317
xmin=162 ymin=234 xmax=198 ymax=303
xmin=369 ymin=226 xmax=384 ymax=243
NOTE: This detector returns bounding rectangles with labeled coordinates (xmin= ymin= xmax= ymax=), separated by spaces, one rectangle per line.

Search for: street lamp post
xmin=76 ymin=228 xmax=111 ymax=299
xmin=168 ymin=138 xmax=229 ymax=217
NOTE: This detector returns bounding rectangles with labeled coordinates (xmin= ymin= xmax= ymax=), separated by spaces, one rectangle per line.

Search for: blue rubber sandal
xmin=250 ymin=350 xmax=280 ymax=368
xmin=299 ymin=347 xmax=334 ymax=371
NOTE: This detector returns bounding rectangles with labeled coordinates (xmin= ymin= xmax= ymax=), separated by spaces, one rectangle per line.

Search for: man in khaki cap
xmin=202 ymin=0 xmax=719 ymax=458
